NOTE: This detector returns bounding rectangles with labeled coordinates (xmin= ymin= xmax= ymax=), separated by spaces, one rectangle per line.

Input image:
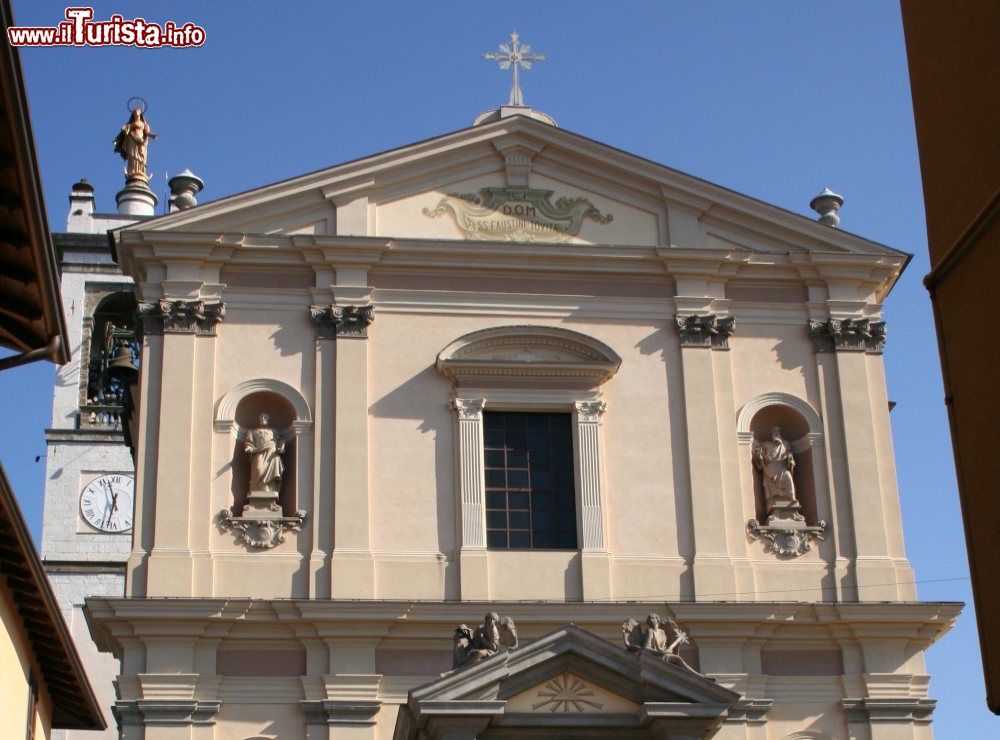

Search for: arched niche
xmin=436 ymin=325 xmax=622 ymax=388
xmin=215 ymin=380 xmax=312 ymax=520
xmin=737 ymin=392 xmax=822 ymax=437
xmin=737 ymin=393 xmax=825 ymax=527
xmin=81 ymin=290 xmax=138 ymax=428
xmin=215 ymin=378 xmax=312 ymax=435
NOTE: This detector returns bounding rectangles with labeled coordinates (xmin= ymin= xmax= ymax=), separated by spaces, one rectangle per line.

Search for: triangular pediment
xmin=394 ymin=625 xmax=739 ymax=740
xmin=120 ymin=115 xmax=902 ymax=258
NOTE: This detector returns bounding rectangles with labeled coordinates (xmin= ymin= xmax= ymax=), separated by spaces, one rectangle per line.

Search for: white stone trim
xmin=437 ymin=325 xmax=621 ymax=387
xmin=574 ymin=400 xmax=608 ymax=551
xmin=736 ymin=392 xmax=822 ymax=436
xmin=214 ymin=378 xmax=313 ymax=434
xmin=450 ymin=390 xmax=609 ymax=553
xmin=451 ymin=397 xmax=487 ymax=550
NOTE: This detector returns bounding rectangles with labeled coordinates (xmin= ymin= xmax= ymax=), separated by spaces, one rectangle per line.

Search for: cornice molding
xmin=114 ymin=699 xmax=221 ymax=726
xmin=300 ymin=700 xmax=382 ymax=727
xmin=841 ymin=697 xmax=936 ymax=723
xmin=111 ymin=115 xmax=906 ymax=267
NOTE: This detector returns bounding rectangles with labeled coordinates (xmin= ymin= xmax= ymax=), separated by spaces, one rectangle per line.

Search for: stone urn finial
xmin=168 ymin=169 xmax=205 ymax=211
xmin=809 ymin=187 xmax=844 ymax=227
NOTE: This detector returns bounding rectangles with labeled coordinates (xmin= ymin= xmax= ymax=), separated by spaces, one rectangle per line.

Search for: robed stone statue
xmin=113 ymin=107 xmax=157 ymax=180
xmin=244 ymin=413 xmax=285 ymax=512
xmin=752 ymin=427 xmax=797 ymax=511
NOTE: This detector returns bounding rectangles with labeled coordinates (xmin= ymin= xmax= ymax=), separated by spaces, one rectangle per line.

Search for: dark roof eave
xmin=0 ymin=0 xmax=69 ymax=364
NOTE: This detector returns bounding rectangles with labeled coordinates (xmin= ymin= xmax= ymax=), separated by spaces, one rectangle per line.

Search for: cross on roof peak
xmin=483 ymin=30 xmax=548 ymax=107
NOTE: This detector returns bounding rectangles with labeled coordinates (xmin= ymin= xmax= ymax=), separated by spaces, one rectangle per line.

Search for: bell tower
xmin=40 ymin=102 xmax=205 ymax=738
xmin=40 ymin=181 xmax=140 ymax=739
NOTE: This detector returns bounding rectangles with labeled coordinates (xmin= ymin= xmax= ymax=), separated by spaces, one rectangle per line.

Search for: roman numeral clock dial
xmin=80 ymin=474 xmax=134 ymax=533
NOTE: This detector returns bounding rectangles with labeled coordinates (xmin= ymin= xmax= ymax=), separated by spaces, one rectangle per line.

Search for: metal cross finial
xmin=483 ymin=30 xmax=547 ymax=107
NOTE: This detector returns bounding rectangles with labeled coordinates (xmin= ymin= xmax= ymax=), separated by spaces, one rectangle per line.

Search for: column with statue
xmin=113 ymin=98 xmax=158 ymax=216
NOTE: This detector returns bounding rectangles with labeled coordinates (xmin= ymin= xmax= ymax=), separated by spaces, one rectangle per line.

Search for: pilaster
xmin=451 ymin=397 xmax=489 ymax=600
xmin=708 ymin=314 xmax=755 ymax=596
xmin=140 ymin=296 xmax=225 ymax=597
xmin=127 ymin=327 xmax=162 ymax=597
xmin=113 ymin=699 xmax=220 ymax=740
xmin=301 ymin=700 xmax=381 ymax=740
xmin=813 ymin=345 xmax=856 ymax=599
xmin=675 ymin=308 xmax=739 ymax=598
xmin=574 ymin=400 xmax=612 ymax=600
xmin=312 ymin=288 xmax=376 ymax=599
xmin=811 ymin=316 xmax=898 ymax=599
xmin=308 ymin=297 xmax=335 ymax=598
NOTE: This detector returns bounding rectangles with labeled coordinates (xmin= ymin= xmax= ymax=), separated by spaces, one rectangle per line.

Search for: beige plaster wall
xmin=376 ymin=171 xmax=507 ymax=240
xmin=761 ymin=697 xmax=846 ymax=739
xmin=128 ymin=286 xmax=908 ymax=603
xmin=213 ymin=701 xmax=305 ymax=740
xmin=1 ymin=581 xmax=53 ymax=740
xmin=531 ymin=172 xmax=661 ymax=246
xmin=730 ymin=322 xmax=820 ymax=411
xmin=374 ymin=169 xmax=660 ymax=246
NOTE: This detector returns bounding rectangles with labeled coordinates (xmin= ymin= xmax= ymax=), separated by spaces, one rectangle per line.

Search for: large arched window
xmin=437 ymin=325 xmax=621 ymax=558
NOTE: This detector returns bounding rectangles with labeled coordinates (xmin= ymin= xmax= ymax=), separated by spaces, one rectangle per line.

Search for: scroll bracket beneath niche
xmin=219 ymin=508 xmax=306 ymax=550
xmin=746 ymin=515 xmax=828 ymax=557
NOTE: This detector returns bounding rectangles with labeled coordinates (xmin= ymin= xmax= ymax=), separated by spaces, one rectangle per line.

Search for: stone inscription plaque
xmin=423 ymin=186 xmax=613 ymax=242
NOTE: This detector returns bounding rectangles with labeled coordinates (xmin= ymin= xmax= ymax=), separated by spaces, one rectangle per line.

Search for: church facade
xmin=82 ymin=104 xmax=957 ymax=739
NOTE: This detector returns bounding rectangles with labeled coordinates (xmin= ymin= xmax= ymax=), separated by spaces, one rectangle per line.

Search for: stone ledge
xmin=45 ymin=427 xmax=126 ymax=444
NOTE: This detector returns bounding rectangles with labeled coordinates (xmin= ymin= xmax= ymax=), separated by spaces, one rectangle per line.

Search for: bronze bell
xmin=107 ymin=342 xmax=138 ymax=380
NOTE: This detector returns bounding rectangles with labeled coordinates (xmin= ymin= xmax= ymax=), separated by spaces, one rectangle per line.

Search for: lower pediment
xmin=395 ymin=624 xmax=739 ymax=740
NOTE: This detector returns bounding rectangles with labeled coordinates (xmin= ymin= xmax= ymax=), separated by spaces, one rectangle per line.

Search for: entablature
xmin=116 ymin=230 xmax=904 ymax=311
xmin=85 ymin=599 xmax=961 ymax=656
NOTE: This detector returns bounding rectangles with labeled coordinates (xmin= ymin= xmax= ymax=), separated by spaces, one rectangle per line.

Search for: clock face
xmin=80 ymin=474 xmax=134 ymax=533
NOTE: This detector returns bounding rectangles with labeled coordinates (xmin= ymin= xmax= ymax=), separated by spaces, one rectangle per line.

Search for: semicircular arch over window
xmin=436 ymin=325 xmax=622 ymax=388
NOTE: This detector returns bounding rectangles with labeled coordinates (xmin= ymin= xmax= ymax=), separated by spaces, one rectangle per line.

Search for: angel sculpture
xmin=621 ymin=613 xmax=695 ymax=670
xmin=452 ymin=612 xmax=518 ymax=669
xmin=751 ymin=427 xmax=798 ymax=512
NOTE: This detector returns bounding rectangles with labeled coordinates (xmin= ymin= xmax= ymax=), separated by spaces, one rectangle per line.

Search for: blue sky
xmin=1 ymin=1 xmax=994 ymax=735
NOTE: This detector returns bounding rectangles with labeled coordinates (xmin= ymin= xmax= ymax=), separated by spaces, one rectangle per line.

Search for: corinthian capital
xmin=808 ymin=318 xmax=886 ymax=353
xmin=138 ymin=298 xmax=225 ymax=335
xmin=451 ymin=397 xmax=486 ymax=421
xmin=309 ymin=303 xmax=374 ymax=339
xmin=674 ymin=314 xmax=735 ymax=349
xmin=574 ymin=400 xmax=608 ymax=422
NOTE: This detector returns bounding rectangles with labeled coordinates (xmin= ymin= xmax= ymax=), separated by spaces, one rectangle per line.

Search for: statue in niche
xmin=244 ymin=413 xmax=285 ymax=514
xmin=752 ymin=427 xmax=799 ymax=519
xmin=452 ymin=612 xmax=519 ymax=669
xmin=113 ymin=106 xmax=156 ymax=180
xmin=621 ymin=613 xmax=694 ymax=670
